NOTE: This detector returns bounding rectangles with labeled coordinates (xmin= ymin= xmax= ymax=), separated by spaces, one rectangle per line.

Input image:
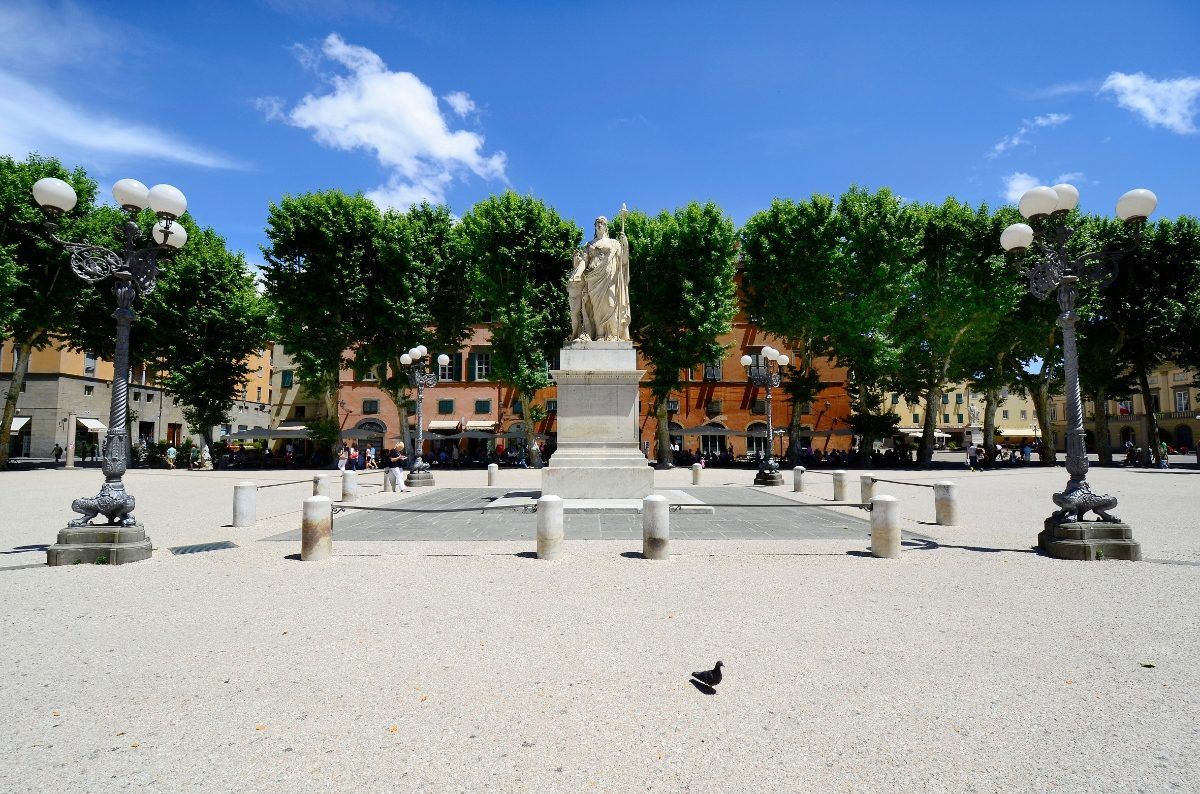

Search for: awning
xmin=428 ymin=420 xmax=460 ymax=432
xmin=465 ymin=420 xmax=497 ymax=431
xmin=903 ymin=429 xmax=949 ymax=438
xmin=9 ymin=416 xmax=29 ymax=434
xmin=225 ymin=428 xmax=309 ymax=440
xmin=998 ymin=427 xmax=1042 ymax=437
xmin=77 ymin=417 xmax=106 ymax=433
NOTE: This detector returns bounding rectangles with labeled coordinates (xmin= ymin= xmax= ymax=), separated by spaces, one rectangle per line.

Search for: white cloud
xmin=988 ymin=113 xmax=1071 ymax=158
xmin=1001 ymin=172 xmax=1040 ymax=204
xmin=1025 ymin=81 xmax=1094 ymax=99
xmin=254 ymin=96 xmax=286 ymax=122
xmin=0 ymin=70 xmax=243 ymax=170
xmin=442 ymin=91 xmax=476 ymax=118
xmin=260 ymin=33 xmax=505 ymax=209
xmin=1053 ymin=171 xmax=1086 ymax=185
xmin=1101 ymin=71 xmax=1200 ymax=134
xmin=0 ymin=2 xmax=116 ymax=71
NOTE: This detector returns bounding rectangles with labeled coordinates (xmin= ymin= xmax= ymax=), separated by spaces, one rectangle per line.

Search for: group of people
xmin=1124 ymin=439 xmax=1175 ymax=468
xmin=966 ymin=443 xmax=1034 ymax=471
xmin=337 ymin=443 xmax=379 ymax=471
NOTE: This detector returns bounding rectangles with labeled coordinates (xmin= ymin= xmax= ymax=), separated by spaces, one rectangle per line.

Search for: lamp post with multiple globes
xmin=32 ymin=177 xmax=187 ymax=565
xmin=400 ymin=346 xmax=450 ymax=487
xmin=999 ymin=182 xmax=1155 ymax=560
xmin=741 ymin=346 xmax=789 ymax=486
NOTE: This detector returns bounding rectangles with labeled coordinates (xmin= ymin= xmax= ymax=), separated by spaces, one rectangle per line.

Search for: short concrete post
xmin=301 ymin=495 xmax=333 ymax=561
xmin=341 ymin=469 xmax=359 ymax=502
xmin=793 ymin=466 xmax=805 ymax=493
xmin=832 ymin=469 xmax=848 ymax=501
xmin=232 ymin=481 xmax=256 ymax=528
xmin=870 ymin=495 xmax=901 ymax=559
xmin=860 ymin=474 xmax=876 ymax=504
xmin=487 ymin=463 xmax=498 ymax=486
xmin=313 ymin=474 xmax=332 ymax=498
xmin=536 ymin=495 xmax=564 ymax=560
xmin=65 ymin=412 xmax=77 ymax=469
xmin=642 ymin=494 xmax=669 ymax=560
xmin=934 ymin=481 xmax=958 ymax=526
xmin=691 ymin=463 xmax=702 ymax=485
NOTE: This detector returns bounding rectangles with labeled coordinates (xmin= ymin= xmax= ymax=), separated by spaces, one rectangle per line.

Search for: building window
xmin=474 ymin=353 xmax=492 ymax=381
xmin=363 ymin=369 xmax=377 ymax=382
xmin=474 ymin=399 xmax=491 ymax=414
xmin=1002 ymin=409 xmax=1009 ymax=420
xmin=706 ymin=400 xmax=723 ymax=417
xmin=256 ymin=386 xmax=262 ymax=402
xmin=891 ymin=393 xmax=899 ymax=405
xmin=751 ymin=399 xmax=766 ymax=415
xmin=438 ymin=399 xmax=454 ymax=415
xmin=511 ymin=399 xmax=523 ymax=417
xmin=912 ymin=413 xmax=920 ymax=424
xmin=293 ymin=406 xmax=306 ymax=419
xmin=703 ymin=361 xmax=722 ymax=382
xmin=955 ymin=393 xmax=963 ymax=404
xmin=238 ymin=425 xmax=248 ymax=432
xmin=1049 ymin=406 xmax=1057 ymax=421
xmin=84 ymin=385 xmax=94 ymax=396
xmin=666 ymin=399 xmax=680 ymax=413
xmin=84 ymin=352 xmax=97 ymax=374
xmin=956 ymin=414 xmax=963 ymax=424
xmin=941 ymin=394 xmax=950 ymax=405
xmin=1150 ymin=393 xmax=1161 ymax=412
xmin=942 ymin=413 xmax=950 ymax=424
xmin=439 ymin=355 xmax=457 ymax=381
xmin=1175 ymin=390 xmax=1191 ymax=412
xmin=146 ymin=393 xmax=154 ymax=403
xmin=547 ymin=400 xmax=558 ymax=412
xmin=221 ymin=424 xmax=232 ymax=437
xmin=362 ymin=399 xmax=379 ymax=415
xmin=133 ymin=391 xmax=141 ymax=402
xmin=1020 ymin=410 xmax=1027 ymax=420
xmin=281 ymin=370 xmax=294 ymax=388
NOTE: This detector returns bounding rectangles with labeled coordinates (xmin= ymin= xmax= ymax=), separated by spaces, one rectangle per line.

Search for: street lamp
xmin=741 ymin=346 xmax=789 ymax=486
xmin=32 ymin=176 xmax=187 ymax=566
xmin=1000 ymin=183 xmax=1154 ymax=560
xmin=400 ymin=346 xmax=450 ymax=487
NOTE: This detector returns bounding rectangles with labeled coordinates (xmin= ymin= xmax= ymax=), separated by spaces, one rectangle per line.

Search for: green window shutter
xmin=941 ymin=394 xmax=950 ymax=405
xmin=466 ymin=352 xmax=476 ymax=382
xmin=452 ymin=352 xmax=462 ymax=382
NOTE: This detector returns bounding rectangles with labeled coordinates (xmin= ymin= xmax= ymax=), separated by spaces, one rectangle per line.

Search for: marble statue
xmin=968 ymin=403 xmax=980 ymax=424
xmin=569 ymin=207 xmax=631 ymax=342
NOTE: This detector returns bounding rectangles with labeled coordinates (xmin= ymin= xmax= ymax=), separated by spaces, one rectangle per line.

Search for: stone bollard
xmin=691 ymin=463 xmax=702 ymax=485
xmin=313 ymin=474 xmax=332 ymax=498
xmin=870 ymin=495 xmax=901 ymax=559
xmin=860 ymin=474 xmax=876 ymax=504
xmin=341 ymin=469 xmax=359 ymax=502
xmin=536 ymin=495 xmax=564 ymax=560
xmin=487 ymin=463 xmax=499 ymax=487
xmin=832 ymin=470 xmax=848 ymax=501
xmin=301 ymin=496 xmax=333 ymax=561
xmin=934 ymin=481 xmax=958 ymax=526
xmin=642 ymin=494 xmax=670 ymax=560
xmin=232 ymin=481 xmax=256 ymax=528
xmin=793 ymin=466 xmax=805 ymax=493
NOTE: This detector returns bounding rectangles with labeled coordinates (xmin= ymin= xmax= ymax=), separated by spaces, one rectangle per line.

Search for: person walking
xmin=337 ymin=444 xmax=348 ymax=471
xmin=166 ymin=444 xmax=177 ymax=470
xmin=387 ymin=443 xmax=410 ymax=492
xmin=966 ymin=444 xmax=979 ymax=472
xmin=365 ymin=446 xmax=377 ymax=469
xmin=52 ymin=443 xmax=63 ymax=465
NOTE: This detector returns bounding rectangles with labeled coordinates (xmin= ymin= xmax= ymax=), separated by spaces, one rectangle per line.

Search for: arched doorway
xmin=1175 ymin=425 xmax=1193 ymax=451
xmin=1120 ymin=426 xmax=1136 ymax=447
xmin=746 ymin=421 xmax=768 ymax=458
xmin=354 ymin=419 xmax=387 ymax=466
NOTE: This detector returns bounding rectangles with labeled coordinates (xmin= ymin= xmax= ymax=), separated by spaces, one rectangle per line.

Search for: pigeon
xmin=691 ymin=661 xmax=723 ymax=688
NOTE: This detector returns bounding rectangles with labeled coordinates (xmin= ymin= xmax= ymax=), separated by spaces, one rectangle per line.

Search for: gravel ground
xmin=1 ymin=459 xmax=1197 ymax=792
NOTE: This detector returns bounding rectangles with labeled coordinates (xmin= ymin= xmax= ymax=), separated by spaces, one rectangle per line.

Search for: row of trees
xmin=5 ymin=150 xmax=1198 ymax=470
xmin=0 ymin=154 xmax=271 ymax=467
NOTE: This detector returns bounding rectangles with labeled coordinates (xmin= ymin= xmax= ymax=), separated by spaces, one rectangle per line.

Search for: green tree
xmin=357 ymin=202 xmax=473 ymax=457
xmin=459 ymin=192 xmax=581 ymax=468
xmin=261 ymin=191 xmax=380 ymax=448
xmin=628 ymin=202 xmax=738 ymax=468
xmin=0 ymin=154 xmax=104 ymax=469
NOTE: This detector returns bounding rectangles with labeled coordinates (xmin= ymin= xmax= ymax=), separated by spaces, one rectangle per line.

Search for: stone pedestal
xmin=406 ymin=468 xmax=435 ymax=487
xmin=541 ymin=342 xmax=653 ymax=500
xmin=47 ymin=524 xmax=153 ymax=566
xmin=754 ymin=469 xmax=784 ymax=487
xmin=1039 ymin=520 xmax=1141 ymax=561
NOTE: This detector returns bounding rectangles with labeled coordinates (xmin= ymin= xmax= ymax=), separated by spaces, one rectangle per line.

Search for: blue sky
xmin=3 ymin=1 xmax=1199 ymax=270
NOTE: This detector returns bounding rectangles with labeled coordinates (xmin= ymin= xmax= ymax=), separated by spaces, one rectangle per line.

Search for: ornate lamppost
xmin=1000 ymin=182 xmax=1155 ymax=561
xmin=32 ymin=177 xmax=187 ymax=566
xmin=399 ymin=345 xmax=450 ymax=487
xmin=741 ymin=346 xmax=789 ymax=486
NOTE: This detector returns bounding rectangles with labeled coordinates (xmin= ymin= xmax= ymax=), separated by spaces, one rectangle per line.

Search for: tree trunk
xmin=1030 ymin=380 xmax=1056 ymax=466
xmin=786 ymin=398 xmax=804 ymax=466
xmin=1091 ymin=386 xmax=1113 ymax=466
xmin=655 ymin=397 xmax=672 ymax=469
xmin=982 ymin=387 xmax=999 ymax=464
xmin=523 ymin=391 xmax=543 ymax=468
xmin=1137 ymin=368 xmax=1163 ymax=465
xmin=918 ymin=384 xmax=941 ymax=466
xmin=0 ymin=340 xmax=31 ymax=469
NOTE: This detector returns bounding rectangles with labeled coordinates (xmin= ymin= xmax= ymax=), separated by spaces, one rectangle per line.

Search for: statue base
xmin=1038 ymin=519 xmax=1141 ymax=561
xmin=46 ymin=524 xmax=153 ymax=566
xmin=754 ymin=470 xmax=784 ymax=487
xmin=405 ymin=469 xmax=435 ymax=487
xmin=542 ymin=342 xmax=653 ymax=500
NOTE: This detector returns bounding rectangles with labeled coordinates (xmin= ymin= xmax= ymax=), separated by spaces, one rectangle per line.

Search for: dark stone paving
xmin=262 ymin=487 xmax=906 ymax=542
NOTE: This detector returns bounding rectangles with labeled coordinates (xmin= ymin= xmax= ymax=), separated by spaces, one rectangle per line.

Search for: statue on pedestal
xmin=569 ymin=206 xmax=631 ymax=343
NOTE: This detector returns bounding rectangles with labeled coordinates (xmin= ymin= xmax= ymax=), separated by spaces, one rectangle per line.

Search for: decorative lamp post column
xmin=1000 ymin=183 xmax=1155 ymax=560
xmin=32 ymin=177 xmax=187 ymax=566
xmin=741 ymin=346 xmax=789 ymax=486
xmin=400 ymin=346 xmax=450 ymax=487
